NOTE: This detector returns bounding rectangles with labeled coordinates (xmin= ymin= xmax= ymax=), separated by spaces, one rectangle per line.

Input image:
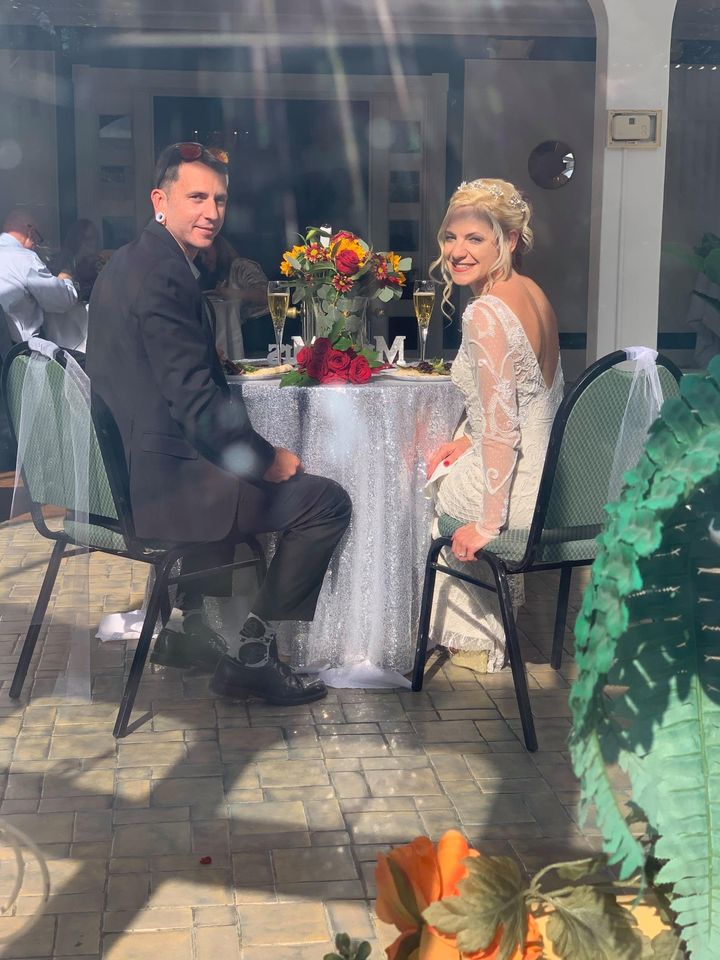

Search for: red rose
xmin=348 ymin=355 xmax=371 ymax=384
xmin=331 ymin=230 xmax=355 ymax=243
xmin=306 ymin=353 xmax=328 ymax=381
xmin=296 ymin=346 xmax=313 ymax=368
xmin=321 ymin=372 xmax=348 ymax=384
xmin=326 ymin=349 xmax=351 ymax=374
xmin=313 ymin=337 xmax=332 ymax=355
xmin=335 ymin=249 xmax=360 ymax=276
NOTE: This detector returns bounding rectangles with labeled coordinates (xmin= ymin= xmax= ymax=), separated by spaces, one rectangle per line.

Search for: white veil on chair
xmin=9 ymin=337 xmax=92 ymax=701
xmin=608 ymin=346 xmax=665 ymax=503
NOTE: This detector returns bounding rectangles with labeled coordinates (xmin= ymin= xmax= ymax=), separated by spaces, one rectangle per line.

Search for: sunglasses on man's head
xmin=155 ymin=142 xmax=229 ymax=188
xmin=175 ymin=142 xmax=229 ymax=164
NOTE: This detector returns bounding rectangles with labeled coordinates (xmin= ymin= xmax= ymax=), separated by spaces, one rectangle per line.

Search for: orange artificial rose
xmin=375 ymin=831 xmax=542 ymax=960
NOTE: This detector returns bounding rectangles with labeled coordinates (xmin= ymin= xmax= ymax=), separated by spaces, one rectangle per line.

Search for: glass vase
xmin=309 ymin=296 xmax=369 ymax=347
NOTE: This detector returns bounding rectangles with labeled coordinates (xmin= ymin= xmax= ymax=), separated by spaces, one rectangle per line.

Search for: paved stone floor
xmin=0 ymin=517 xmax=602 ymax=959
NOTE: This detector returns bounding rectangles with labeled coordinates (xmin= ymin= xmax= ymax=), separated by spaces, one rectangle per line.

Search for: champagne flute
xmin=267 ymin=281 xmax=290 ymax=366
xmin=413 ymin=280 xmax=435 ymax=363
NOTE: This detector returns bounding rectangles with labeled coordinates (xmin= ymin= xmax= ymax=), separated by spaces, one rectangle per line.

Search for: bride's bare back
xmin=489 ymin=273 xmax=560 ymax=389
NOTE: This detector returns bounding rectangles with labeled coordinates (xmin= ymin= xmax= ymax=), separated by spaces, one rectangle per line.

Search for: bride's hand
xmin=451 ymin=523 xmax=492 ymax=562
xmin=426 ymin=436 xmax=471 ymax=480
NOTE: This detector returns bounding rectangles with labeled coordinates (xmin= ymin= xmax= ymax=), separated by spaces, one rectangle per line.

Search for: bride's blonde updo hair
xmin=430 ymin=178 xmax=533 ymax=319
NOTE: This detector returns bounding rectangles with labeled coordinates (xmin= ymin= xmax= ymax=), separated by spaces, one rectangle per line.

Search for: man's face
xmin=154 ymin=162 xmax=228 ymax=258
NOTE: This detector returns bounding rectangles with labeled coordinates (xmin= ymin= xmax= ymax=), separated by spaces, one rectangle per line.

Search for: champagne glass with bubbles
xmin=413 ymin=280 xmax=435 ymax=363
xmin=267 ymin=281 xmax=290 ymax=366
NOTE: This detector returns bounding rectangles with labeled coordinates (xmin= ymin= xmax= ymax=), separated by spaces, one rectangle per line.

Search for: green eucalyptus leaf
xmin=335 ymin=932 xmax=351 ymax=955
xmin=397 ymin=257 xmax=412 ymax=271
xmin=377 ymin=287 xmax=394 ymax=302
xmin=545 ymin=887 xmax=642 ymax=960
xmin=703 ymin=247 xmax=720 ymax=284
xmin=329 ymin=318 xmax=346 ymax=344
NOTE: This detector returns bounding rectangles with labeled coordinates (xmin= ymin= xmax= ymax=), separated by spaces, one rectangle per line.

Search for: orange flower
xmin=375 ymin=831 xmax=542 ymax=960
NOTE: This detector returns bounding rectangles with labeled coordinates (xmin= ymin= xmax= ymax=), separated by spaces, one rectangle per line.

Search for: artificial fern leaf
xmin=570 ymin=362 xmax=720 ymax=959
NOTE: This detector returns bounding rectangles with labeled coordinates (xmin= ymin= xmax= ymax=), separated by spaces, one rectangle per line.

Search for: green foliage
xmin=324 ymin=932 xmax=373 ymax=960
xmin=423 ymin=856 xmax=528 ymax=960
xmin=569 ymin=357 xmax=720 ymax=959
xmin=545 ymin=886 xmax=644 ymax=959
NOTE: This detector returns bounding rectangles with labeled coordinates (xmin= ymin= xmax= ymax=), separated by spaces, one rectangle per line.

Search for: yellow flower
xmin=280 ymin=244 xmax=306 ymax=277
xmin=388 ymin=252 xmax=402 ymax=273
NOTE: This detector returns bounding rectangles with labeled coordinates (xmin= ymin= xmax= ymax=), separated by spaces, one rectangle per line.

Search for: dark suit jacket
xmin=86 ymin=220 xmax=275 ymax=543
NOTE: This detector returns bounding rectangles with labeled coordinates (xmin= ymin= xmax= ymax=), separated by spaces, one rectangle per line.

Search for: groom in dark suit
xmin=86 ymin=142 xmax=351 ymax=705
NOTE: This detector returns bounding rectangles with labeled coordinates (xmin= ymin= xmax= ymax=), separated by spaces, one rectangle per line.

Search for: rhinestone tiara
xmin=456 ymin=178 xmax=528 ymax=212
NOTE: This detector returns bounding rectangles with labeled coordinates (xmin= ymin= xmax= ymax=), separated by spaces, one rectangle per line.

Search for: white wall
xmin=463 ymin=58 xmax=596 ymax=379
xmin=0 ymin=50 xmax=60 ymax=246
xmin=660 ymin=66 xmax=720 ymax=365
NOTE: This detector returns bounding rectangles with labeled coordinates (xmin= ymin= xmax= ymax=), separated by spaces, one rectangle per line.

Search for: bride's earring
xmin=155 ymin=212 xmax=165 ymax=223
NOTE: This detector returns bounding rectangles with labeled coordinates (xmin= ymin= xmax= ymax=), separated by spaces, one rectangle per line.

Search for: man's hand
xmin=58 ymin=271 xmax=73 ymax=281
xmin=264 ymin=447 xmax=303 ymax=483
xmin=426 ymin=435 xmax=471 ymax=480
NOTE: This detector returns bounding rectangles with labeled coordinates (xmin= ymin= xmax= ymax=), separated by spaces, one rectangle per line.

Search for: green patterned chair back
xmin=438 ymin=355 xmax=682 ymax=567
xmin=542 ymin=363 xmax=680 ymax=533
xmin=5 ymin=352 xmax=118 ymax=523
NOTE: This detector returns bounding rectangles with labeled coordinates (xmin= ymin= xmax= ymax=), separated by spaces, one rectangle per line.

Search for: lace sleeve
xmin=464 ymin=298 xmax=520 ymax=538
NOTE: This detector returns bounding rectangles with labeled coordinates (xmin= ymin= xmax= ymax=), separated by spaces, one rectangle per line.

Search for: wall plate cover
xmin=607 ymin=110 xmax=662 ymax=148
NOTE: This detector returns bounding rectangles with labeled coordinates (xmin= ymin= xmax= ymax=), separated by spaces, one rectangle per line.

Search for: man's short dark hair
xmin=154 ymin=143 xmax=229 ymax=191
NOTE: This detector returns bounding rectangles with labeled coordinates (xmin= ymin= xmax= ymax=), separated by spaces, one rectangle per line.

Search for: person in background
xmin=197 ymin=235 xmax=269 ymax=359
xmin=48 ymin=219 xmax=102 ymax=302
xmin=0 ymin=209 xmax=77 ymax=351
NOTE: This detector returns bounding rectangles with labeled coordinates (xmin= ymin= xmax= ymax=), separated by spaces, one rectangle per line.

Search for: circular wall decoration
xmin=528 ymin=141 xmax=575 ymax=190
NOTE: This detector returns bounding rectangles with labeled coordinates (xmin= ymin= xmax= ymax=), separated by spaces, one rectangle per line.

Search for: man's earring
xmin=155 ymin=212 xmax=165 ymax=223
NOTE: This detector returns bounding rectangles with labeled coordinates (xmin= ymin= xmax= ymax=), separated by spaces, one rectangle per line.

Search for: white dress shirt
xmin=0 ymin=232 xmax=78 ymax=346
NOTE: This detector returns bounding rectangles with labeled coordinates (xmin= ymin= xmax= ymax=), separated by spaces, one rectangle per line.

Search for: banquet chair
xmin=412 ymin=349 xmax=683 ymax=752
xmin=1 ymin=342 xmax=266 ymax=738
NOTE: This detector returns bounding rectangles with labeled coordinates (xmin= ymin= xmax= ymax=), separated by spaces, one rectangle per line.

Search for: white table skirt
xmin=98 ymin=377 xmax=464 ymax=688
xmin=229 ymin=378 xmax=464 ymax=686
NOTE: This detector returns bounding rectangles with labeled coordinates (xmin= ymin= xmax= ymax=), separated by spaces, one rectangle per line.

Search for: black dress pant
xmin=177 ymin=473 xmax=352 ymax=622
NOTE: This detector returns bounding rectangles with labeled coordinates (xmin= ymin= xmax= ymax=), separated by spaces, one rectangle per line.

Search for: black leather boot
xmin=151 ymin=617 xmax=228 ymax=671
xmin=210 ymin=642 xmax=327 ymax=705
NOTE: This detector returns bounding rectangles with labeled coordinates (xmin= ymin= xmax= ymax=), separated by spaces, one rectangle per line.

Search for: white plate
xmin=225 ymin=362 xmax=293 ymax=382
xmin=375 ymin=367 xmax=452 ymax=382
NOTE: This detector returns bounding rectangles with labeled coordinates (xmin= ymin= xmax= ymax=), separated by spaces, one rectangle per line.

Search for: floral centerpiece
xmin=280 ymin=318 xmax=385 ymax=387
xmin=280 ymin=227 xmax=411 ymax=340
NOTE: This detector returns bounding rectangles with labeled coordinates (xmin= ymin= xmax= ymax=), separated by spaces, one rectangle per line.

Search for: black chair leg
xmin=247 ymin=536 xmax=267 ymax=588
xmin=159 ymin=588 xmax=172 ymax=628
xmin=10 ymin=538 xmax=66 ymax=700
xmin=412 ymin=538 xmax=447 ymax=692
xmin=551 ymin=567 xmax=572 ymax=670
xmin=114 ymin=552 xmax=181 ymax=738
xmin=491 ymin=559 xmax=538 ymax=752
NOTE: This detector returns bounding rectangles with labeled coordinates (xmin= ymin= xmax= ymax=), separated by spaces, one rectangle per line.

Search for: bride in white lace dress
xmin=426 ymin=179 xmax=564 ymax=671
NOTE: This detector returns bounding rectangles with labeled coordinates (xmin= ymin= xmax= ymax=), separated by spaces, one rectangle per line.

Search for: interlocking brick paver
xmin=0 ymin=520 xmax=595 ymax=957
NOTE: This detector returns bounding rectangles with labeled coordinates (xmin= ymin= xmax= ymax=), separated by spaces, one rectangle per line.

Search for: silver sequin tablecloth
xmin=233 ymin=377 xmax=464 ymax=686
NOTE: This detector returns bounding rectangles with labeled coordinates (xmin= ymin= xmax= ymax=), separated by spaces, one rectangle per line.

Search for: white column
xmin=586 ymin=0 xmax=678 ymax=362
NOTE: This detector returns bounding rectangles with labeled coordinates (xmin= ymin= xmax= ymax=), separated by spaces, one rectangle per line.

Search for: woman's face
xmin=442 ymin=211 xmax=499 ymax=294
